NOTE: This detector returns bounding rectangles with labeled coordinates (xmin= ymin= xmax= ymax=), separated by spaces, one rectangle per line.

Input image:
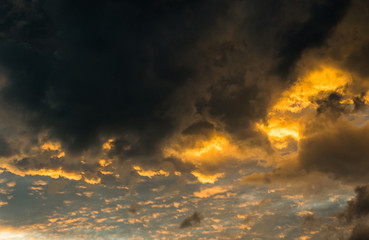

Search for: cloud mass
xmin=0 ymin=0 xmax=368 ymax=239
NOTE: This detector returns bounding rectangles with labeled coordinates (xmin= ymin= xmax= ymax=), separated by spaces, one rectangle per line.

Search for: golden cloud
xmin=193 ymin=186 xmax=230 ymax=198
xmin=191 ymin=171 xmax=224 ymax=184
xmin=133 ymin=165 xmax=169 ymax=178
xmin=258 ymin=65 xmax=357 ymax=150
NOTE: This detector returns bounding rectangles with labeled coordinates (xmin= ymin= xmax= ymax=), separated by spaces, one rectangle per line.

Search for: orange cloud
xmin=133 ymin=165 xmax=169 ymax=178
xmin=163 ymin=132 xmax=247 ymax=169
xmin=84 ymin=177 xmax=101 ymax=185
xmin=258 ymin=66 xmax=354 ymax=150
xmin=191 ymin=171 xmax=224 ymax=184
xmin=5 ymin=167 xmax=82 ymax=181
xmin=193 ymin=186 xmax=230 ymax=198
xmin=41 ymin=141 xmax=65 ymax=158
xmin=102 ymin=139 xmax=114 ymax=150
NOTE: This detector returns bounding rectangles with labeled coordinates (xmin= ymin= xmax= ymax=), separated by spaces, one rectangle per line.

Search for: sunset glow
xmin=0 ymin=0 xmax=367 ymax=239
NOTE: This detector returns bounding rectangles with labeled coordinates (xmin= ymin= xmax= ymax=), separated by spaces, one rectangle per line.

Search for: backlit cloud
xmin=0 ymin=0 xmax=368 ymax=239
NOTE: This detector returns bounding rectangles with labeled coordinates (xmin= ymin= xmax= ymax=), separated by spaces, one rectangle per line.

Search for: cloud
xmin=316 ymin=92 xmax=348 ymax=117
xmin=0 ymin=136 xmax=13 ymax=157
xmin=133 ymin=165 xmax=169 ymax=178
xmin=0 ymin=0 xmax=354 ymax=180
xmin=9 ymin=155 xmax=102 ymax=183
xmin=0 ymin=1 xmax=366 ymax=239
xmin=299 ymin=121 xmax=369 ymax=183
xmin=345 ymin=42 xmax=369 ymax=78
xmin=275 ymin=0 xmax=352 ymax=77
xmin=348 ymin=223 xmax=369 ymax=240
xmin=182 ymin=121 xmax=215 ymax=136
xmin=329 ymin=185 xmax=369 ymax=240
xmin=341 ymin=185 xmax=369 ymax=223
xmin=191 ymin=171 xmax=224 ymax=184
xmin=127 ymin=201 xmax=141 ymax=214
xmin=193 ymin=186 xmax=229 ymax=198
xmin=179 ymin=211 xmax=203 ymax=229
xmin=0 ymin=0 xmax=234 ymax=159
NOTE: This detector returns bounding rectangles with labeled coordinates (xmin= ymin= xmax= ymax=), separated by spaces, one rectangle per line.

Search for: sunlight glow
xmin=0 ymin=231 xmax=25 ymax=240
xmin=191 ymin=171 xmax=224 ymax=184
xmin=133 ymin=166 xmax=169 ymax=178
xmin=259 ymin=66 xmax=353 ymax=149
xmin=163 ymin=134 xmax=243 ymax=167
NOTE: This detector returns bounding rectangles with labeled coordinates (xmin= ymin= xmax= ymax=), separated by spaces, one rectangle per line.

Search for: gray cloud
xmin=346 ymin=42 xmax=369 ymax=78
xmin=0 ymin=0 xmax=351 ymax=157
xmin=349 ymin=223 xmax=369 ymax=240
xmin=179 ymin=211 xmax=203 ymax=229
xmin=341 ymin=185 xmax=369 ymax=223
xmin=182 ymin=121 xmax=215 ymax=136
xmin=334 ymin=185 xmax=369 ymax=240
xmin=299 ymin=121 xmax=369 ymax=183
xmin=127 ymin=201 xmax=141 ymax=214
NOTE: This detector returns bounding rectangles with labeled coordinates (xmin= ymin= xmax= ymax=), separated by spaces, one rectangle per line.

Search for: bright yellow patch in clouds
xmin=99 ymin=159 xmax=111 ymax=167
xmin=259 ymin=66 xmax=353 ymax=149
xmin=41 ymin=141 xmax=61 ymax=151
xmin=275 ymin=66 xmax=352 ymax=112
xmin=102 ymin=138 xmax=114 ymax=150
xmin=164 ymin=134 xmax=241 ymax=167
xmin=41 ymin=141 xmax=65 ymax=158
xmin=84 ymin=177 xmax=101 ymax=185
xmin=133 ymin=165 xmax=169 ymax=178
xmin=6 ymin=167 xmax=82 ymax=181
xmin=2 ymin=165 xmax=103 ymax=184
xmin=183 ymin=136 xmax=227 ymax=157
xmin=193 ymin=186 xmax=230 ymax=198
xmin=191 ymin=171 xmax=224 ymax=184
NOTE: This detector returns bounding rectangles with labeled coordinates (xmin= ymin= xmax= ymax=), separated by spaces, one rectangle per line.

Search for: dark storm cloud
xmin=299 ymin=122 xmax=369 ymax=182
xmin=341 ymin=185 xmax=369 ymax=223
xmin=182 ymin=121 xmax=215 ymax=136
xmin=0 ymin=0 xmax=56 ymax=49
xmin=0 ymin=0 xmax=232 ymax=157
xmin=0 ymin=0 xmax=353 ymax=167
xmin=179 ymin=211 xmax=203 ymax=229
xmin=348 ymin=223 xmax=369 ymax=240
xmin=0 ymin=136 xmax=13 ymax=157
xmin=275 ymin=0 xmax=352 ymax=77
xmin=195 ymin=0 xmax=352 ymax=141
xmin=203 ymin=82 xmax=270 ymax=140
xmin=337 ymin=185 xmax=369 ymax=240
xmin=345 ymin=42 xmax=369 ymax=77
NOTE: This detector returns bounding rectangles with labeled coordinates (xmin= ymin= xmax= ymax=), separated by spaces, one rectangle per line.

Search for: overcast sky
xmin=0 ymin=0 xmax=369 ymax=239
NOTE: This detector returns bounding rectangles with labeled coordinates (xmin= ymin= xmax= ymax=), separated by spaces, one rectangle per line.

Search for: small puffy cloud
xmin=33 ymin=180 xmax=48 ymax=186
xmin=133 ymin=166 xmax=169 ymax=178
xmin=191 ymin=171 xmax=224 ymax=184
xmin=194 ymin=186 xmax=229 ymax=198
xmin=127 ymin=201 xmax=142 ymax=214
xmin=179 ymin=211 xmax=203 ymax=229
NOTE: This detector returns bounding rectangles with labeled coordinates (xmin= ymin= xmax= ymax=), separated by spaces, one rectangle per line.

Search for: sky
xmin=0 ymin=0 xmax=369 ymax=239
